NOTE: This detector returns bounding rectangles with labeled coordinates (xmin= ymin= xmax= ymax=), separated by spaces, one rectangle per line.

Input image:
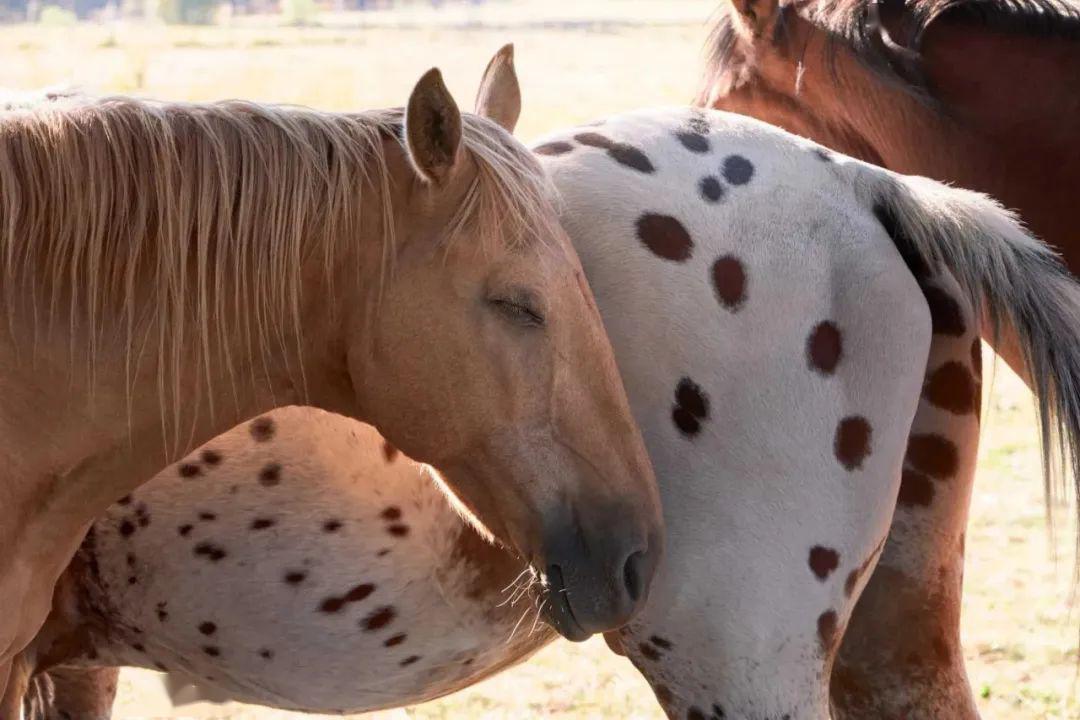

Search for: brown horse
xmin=0 ymin=47 xmax=663 ymax=711
xmin=699 ymin=1 xmax=1079 ymax=716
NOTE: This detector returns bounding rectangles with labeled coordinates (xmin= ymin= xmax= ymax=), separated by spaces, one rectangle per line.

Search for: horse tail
xmin=860 ymin=169 xmax=1080 ymax=532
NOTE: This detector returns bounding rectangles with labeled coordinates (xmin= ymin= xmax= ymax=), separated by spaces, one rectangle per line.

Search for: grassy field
xmin=2 ymin=4 xmax=1078 ymax=717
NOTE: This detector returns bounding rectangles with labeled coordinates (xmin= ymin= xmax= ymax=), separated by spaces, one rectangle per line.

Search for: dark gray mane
xmin=911 ymin=0 xmax=1080 ymax=42
xmin=697 ymin=0 xmax=1080 ymax=101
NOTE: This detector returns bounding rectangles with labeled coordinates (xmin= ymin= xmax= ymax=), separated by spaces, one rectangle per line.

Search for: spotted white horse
xmin=24 ymin=108 xmax=1080 ymax=720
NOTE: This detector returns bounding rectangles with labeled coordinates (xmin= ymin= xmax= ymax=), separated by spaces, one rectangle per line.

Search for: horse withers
xmin=0 ymin=46 xmax=663 ymax=710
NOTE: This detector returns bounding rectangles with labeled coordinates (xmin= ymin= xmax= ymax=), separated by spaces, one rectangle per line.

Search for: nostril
xmin=623 ymin=550 xmax=647 ymax=603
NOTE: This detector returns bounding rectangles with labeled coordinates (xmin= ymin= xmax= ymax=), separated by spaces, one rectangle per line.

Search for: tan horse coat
xmin=0 ymin=48 xmax=662 ymax=710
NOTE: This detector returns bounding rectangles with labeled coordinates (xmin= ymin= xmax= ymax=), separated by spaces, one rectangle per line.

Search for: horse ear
xmin=731 ymin=0 xmax=779 ymax=35
xmin=474 ymin=44 xmax=521 ymax=134
xmin=405 ymin=68 xmax=463 ymax=186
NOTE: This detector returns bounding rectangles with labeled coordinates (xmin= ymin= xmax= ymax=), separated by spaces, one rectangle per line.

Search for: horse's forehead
xmin=470 ymin=232 xmax=581 ymax=294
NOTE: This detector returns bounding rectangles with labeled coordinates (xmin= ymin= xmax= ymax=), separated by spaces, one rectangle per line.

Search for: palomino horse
xmin=698 ymin=1 xmax=1080 ymax=714
xmin=0 ymin=47 xmax=664 ymax=712
xmin=23 ymin=108 xmax=1080 ymax=719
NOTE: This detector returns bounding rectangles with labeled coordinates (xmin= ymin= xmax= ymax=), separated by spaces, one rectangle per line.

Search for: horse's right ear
xmin=405 ymin=68 xmax=463 ymax=186
xmin=730 ymin=0 xmax=780 ymax=36
xmin=474 ymin=44 xmax=521 ymax=134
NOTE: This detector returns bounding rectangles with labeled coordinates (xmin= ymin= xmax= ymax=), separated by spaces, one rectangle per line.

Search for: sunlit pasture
xmin=1 ymin=2 xmax=1076 ymax=716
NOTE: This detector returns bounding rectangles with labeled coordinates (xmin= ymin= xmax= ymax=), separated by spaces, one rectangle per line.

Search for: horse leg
xmin=0 ymin=659 xmax=9 ymax=693
xmin=0 ymin=507 xmax=97 ymax=696
xmin=832 ymin=276 xmax=982 ymax=719
xmin=30 ymin=667 xmax=119 ymax=720
xmin=0 ymin=547 xmax=115 ymax=720
xmin=1 ymin=652 xmax=33 ymax=719
xmin=0 ymin=660 xmax=12 ymax=719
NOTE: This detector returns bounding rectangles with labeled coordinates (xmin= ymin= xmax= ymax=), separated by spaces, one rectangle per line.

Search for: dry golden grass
xmin=2 ymin=6 xmax=1076 ymax=717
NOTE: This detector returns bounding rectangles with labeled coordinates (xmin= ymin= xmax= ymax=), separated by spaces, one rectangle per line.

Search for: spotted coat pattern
xmin=36 ymin=109 xmax=1025 ymax=720
xmin=531 ymin=109 xmax=933 ymax=719
xmin=44 ymin=408 xmax=547 ymax=714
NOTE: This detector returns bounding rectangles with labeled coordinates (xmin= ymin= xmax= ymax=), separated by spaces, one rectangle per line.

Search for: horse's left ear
xmin=474 ymin=44 xmax=521 ymax=134
xmin=405 ymin=67 xmax=463 ymax=186
xmin=730 ymin=0 xmax=781 ymax=36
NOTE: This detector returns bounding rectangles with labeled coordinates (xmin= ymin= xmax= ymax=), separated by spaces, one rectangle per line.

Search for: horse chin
xmin=540 ymin=586 xmax=591 ymax=642
xmin=602 ymin=630 xmax=628 ymax=656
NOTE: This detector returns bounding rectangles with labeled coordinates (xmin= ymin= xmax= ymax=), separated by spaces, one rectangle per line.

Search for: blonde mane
xmin=0 ymin=93 xmax=557 ymax=451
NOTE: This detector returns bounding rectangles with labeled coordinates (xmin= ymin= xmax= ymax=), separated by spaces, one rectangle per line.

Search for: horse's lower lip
xmin=542 ymin=587 xmax=590 ymax=641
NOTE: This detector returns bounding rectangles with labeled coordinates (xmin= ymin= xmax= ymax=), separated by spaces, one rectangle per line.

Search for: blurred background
xmin=1 ymin=1 xmax=1077 ymax=717
xmin=0 ymin=0 xmax=715 ymax=137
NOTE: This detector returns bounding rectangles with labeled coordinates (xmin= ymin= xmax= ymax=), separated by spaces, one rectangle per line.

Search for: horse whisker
xmin=506 ymin=604 xmax=532 ymax=645
xmin=499 ymin=567 xmax=531 ymax=596
xmin=529 ymin=598 xmax=548 ymax=636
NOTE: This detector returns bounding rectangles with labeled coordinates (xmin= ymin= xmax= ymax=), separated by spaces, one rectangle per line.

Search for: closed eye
xmin=489 ymin=298 xmax=545 ymax=327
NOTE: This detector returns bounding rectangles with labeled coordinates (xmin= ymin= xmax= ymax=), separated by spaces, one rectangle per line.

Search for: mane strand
xmin=0 ymin=94 xmax=556 ymax=458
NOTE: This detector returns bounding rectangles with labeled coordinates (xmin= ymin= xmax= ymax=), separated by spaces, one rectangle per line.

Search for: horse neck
xmin=0 ymin=254 xmax=374 ymax=603
xmin=0 ymin=187 xmax=394 ymax=523
xmin=0 ymin=104 xmax=410 ymax=448
xmin=918 ymin=22 xmax=1078 ymax=257
xmin=781 ymin=27 xmax=1076 ymax=380
xmin=834 ymin=23 xmax=1080 ymax=259
xmin=4 ymin=287 xmax=285 ymax=478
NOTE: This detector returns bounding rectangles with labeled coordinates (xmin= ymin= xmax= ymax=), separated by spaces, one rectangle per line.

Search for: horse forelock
xmin=450 ymin=115 xmax=560 ymax=259
xmin=0 ymin=96 xmax=553 ymax=451
xmin=698 ymin=0 xmax=1080 ymax=103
